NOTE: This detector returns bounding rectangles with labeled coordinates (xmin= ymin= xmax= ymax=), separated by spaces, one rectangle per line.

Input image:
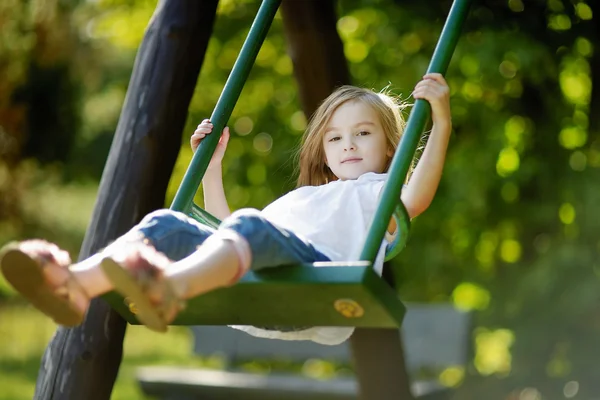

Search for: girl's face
xmin=322 ymin=100 xmax=392 ymax=181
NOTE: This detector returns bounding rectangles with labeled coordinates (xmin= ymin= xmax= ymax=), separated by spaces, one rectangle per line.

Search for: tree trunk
xmin=280 ymin=0 xmax=351 ymax=117
xmin=33 ymin=0 xmax=219 ymax=398
xmin=281 ymin=1 xmax=414 ymax=399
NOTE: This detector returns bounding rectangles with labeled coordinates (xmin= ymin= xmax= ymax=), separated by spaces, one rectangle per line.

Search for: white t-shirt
xmin=230 ymin=172 xmax=394 ymax=345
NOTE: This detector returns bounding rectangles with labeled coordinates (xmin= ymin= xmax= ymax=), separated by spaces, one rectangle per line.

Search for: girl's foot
xmin=0 ymin=240 xmax=90 ymax=326
xmin=100 ymin=243 xmax=184 ymax=333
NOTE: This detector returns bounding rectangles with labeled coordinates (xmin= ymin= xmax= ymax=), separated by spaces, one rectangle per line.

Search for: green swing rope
xmin=170 ymin=0 xmax=282 ymax=216
xmin=364 ymin=0 xmax=472 ymax=263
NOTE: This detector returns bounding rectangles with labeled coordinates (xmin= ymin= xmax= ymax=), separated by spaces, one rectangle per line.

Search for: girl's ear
xmin=386 ymin=147 xmax=394 ymax=158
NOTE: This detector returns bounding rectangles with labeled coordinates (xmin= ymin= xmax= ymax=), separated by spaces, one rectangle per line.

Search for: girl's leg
xmin=165 ymin=208 xmax=330 ymax=301
xmin=0 ymin=209 xmax=214 ymax=326
xmin=100 ymin=208 xmax=328 ymax=331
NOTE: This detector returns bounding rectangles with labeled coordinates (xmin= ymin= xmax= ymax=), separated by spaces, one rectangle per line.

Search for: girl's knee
xmin=221 ymin=208 xmax=266 ymax=237
xmin=140 ymin=209 xmax=184 ymax=225
xmin=228 ymin=208 xmax=262 ymax=220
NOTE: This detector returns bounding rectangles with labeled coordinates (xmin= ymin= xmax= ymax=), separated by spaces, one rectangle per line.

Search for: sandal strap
xmin=17 ymin=240 xmax=72 ymax=269
xmin=115 ymin=244 xmax=184 ymax=322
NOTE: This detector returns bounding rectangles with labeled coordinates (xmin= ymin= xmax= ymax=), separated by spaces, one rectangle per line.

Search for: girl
xmin=0 ymin=73 xmax=451 ymax=345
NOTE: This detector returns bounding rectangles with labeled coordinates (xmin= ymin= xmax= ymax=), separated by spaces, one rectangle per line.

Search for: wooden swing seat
xmin=104 ymin=262 xmax=406 ymax=327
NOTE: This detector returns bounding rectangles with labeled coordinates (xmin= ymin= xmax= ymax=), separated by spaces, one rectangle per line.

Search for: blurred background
xmin=1 ymin=0 xmax=599 ymax=399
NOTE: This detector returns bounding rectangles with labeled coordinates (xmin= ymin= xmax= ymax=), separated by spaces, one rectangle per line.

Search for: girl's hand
xmin=191 ymin=119 xmax=230 ymax=170
xmin=413 ymin=73 xmax=451 ymax=129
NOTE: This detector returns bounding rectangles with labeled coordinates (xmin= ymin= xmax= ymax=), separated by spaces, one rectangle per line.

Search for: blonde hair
xmin=296 ymin=85 xmax=407 ymax=187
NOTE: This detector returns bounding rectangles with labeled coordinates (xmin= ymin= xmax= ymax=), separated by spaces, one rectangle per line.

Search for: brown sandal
xmin=0 ymin=240 xmax=87 ymax=326
xmin=100 ymin=243 xmax=184 ymax=333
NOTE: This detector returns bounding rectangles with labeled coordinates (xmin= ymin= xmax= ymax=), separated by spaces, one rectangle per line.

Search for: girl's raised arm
xmin=400 ymin=73 xmax=452 ymax=219
xmin=191 ymin=120 xmax=232 ymax=220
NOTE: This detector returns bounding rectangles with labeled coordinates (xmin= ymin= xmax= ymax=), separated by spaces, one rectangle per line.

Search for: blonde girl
xmin=0 ymin=73 xmax=451 ymax=345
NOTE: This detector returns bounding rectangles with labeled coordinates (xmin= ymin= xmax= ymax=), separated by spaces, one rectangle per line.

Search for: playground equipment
xmin=103 ymin=0 xmax=471 ymax=329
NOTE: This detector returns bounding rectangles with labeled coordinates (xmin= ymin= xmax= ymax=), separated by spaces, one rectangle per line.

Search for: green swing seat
xmin=104 ymin=0 xmax=470 ymax=328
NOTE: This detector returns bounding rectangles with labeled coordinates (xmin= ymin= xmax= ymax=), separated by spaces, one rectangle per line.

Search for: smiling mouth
xmin=342 ymin=158 xmax=363 ymax=164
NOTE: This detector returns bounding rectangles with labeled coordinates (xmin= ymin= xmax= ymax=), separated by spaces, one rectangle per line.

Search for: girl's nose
xmin=343 ymin=137 xmax=356 ymax=151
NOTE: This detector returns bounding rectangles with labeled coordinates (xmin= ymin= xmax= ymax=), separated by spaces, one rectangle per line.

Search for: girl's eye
xmin=328 ymin=136 xmax=341 ymax=142
xmin=358 ymin=131 xmax=370 ymax=136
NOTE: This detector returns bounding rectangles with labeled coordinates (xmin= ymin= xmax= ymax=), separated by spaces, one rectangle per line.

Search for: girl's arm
xmin=191 ymin=119 xmax=232 ymax=220
xmin=202 ymin=168 xmax=231 ymax=220
xmin=400 ymin=73 xmax=452 ymax=219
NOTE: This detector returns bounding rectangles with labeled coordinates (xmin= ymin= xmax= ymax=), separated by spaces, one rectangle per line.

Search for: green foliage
xmin=1 ymin=0 xmax=600 ymax=397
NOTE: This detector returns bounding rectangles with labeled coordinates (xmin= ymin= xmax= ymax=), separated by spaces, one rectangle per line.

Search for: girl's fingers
xmin=423 ymin=73 xmax=447 ymax=84
xmin=194 ymin=126 xmax=212 ymax=134
xmin=415 ymin=79 xmax=443 ymax=90
xmin=413 ymin=87 xmax=446 ymax=101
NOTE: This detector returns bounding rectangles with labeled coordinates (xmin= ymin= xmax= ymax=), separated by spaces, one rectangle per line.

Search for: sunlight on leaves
xmin=337 ymin=15 xmax=362 ymax=40
xmin=459 ymin=55 xmax=479 ymax=77
xmin=452 ymin=282 xmax=490 ymax=311
xmin=504 ymin=115 xmax=528 ymax=149
xmin=439 ymin=366 xmax=465 ymax=387
xmin=253 ymin=132 xmax=273 ymax=154
xmin=274 ymin=55 xmax=293 ymax=76
xmin=575 ymin=37 xmax=593 ymax=57
xmin=247 ymin=162 xmax=267 ymax=185
xmin=475 ymin=328 xmax=514 ymax=376
xmin=548 ymin=14 xmax=571 ymax=31
xmin=302 ymin=359 xmax=337 ymax=379
xmin=547 ymin=0 xmax=564 ymax=12
xmin=344 ymin=39 xmax=369 ymax=63
xmin=400 ymin=32 xmax=422 ymax=54
xmin=234 ymin=116 xmax=254 ymax=136
xmin=256 ymin=39 xmax=277 ymax=67
xmin=559 ymin=126 xmax=587 ymax=149
xmin=499 ymin=60 xmax=518 ymax=79
xmin=91 ymin=5 xmax=155 ymax=49
xmin=559 ymin=58 xmax=591 ymax=105
xmin=461 ymin=81 xmax=483 ymax=101
xmin=575 ymin=3 xmax=593 ymax=20
xmin=496 ymin=147 xmax=520 ymax=177
xmin=475 ymin=231 xmax=498 ymax=269
xmin=569 ymin=151 xmax=587 ymax=171
xmin=500 ymin=239 xmax=521 ymax=263
xmin=559 ymin=203 xmax=576 ymax=225
xmin=508 ymin=0 xmax=524 ymax=12
xmin=290 ymin=110 xmax=307 ymax=132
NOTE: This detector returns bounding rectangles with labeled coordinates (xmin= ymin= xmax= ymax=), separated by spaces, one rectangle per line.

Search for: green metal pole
xmin=170 ymin=0 xmax=282 ymax=212
xmin=360 ymin=0 xmax=472 ymax=262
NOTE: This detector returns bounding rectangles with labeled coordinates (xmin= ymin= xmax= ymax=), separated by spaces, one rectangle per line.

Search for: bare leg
xmin=166 ymin=234 xmax=249 ymax=300
xmin=98 ymin=230 xmax=251 ymax=331
xmin=68 ymin=254 xmax=114 ymax=297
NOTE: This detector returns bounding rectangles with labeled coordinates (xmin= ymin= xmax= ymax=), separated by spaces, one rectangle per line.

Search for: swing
xmin=104 ymin=0 xmax=471 ymax=328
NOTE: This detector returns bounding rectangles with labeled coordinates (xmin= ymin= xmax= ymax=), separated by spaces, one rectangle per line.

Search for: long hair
xmin=296 ymin=85 xmax=407 ymax=187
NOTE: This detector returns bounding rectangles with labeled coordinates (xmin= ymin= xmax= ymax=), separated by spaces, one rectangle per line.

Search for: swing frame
xmin=104 ymin=0 xmax=471 ymax=328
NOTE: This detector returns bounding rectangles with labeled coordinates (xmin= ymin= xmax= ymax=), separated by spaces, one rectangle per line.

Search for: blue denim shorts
xmin=129 ymin=208 xmax=331 ymax=271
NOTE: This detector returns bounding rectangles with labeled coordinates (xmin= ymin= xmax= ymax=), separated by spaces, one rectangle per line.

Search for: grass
xmin=0 ymin=301 xmax=354 ymax=400
xmin=0 ymin=302 xmax=222 ymax=400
